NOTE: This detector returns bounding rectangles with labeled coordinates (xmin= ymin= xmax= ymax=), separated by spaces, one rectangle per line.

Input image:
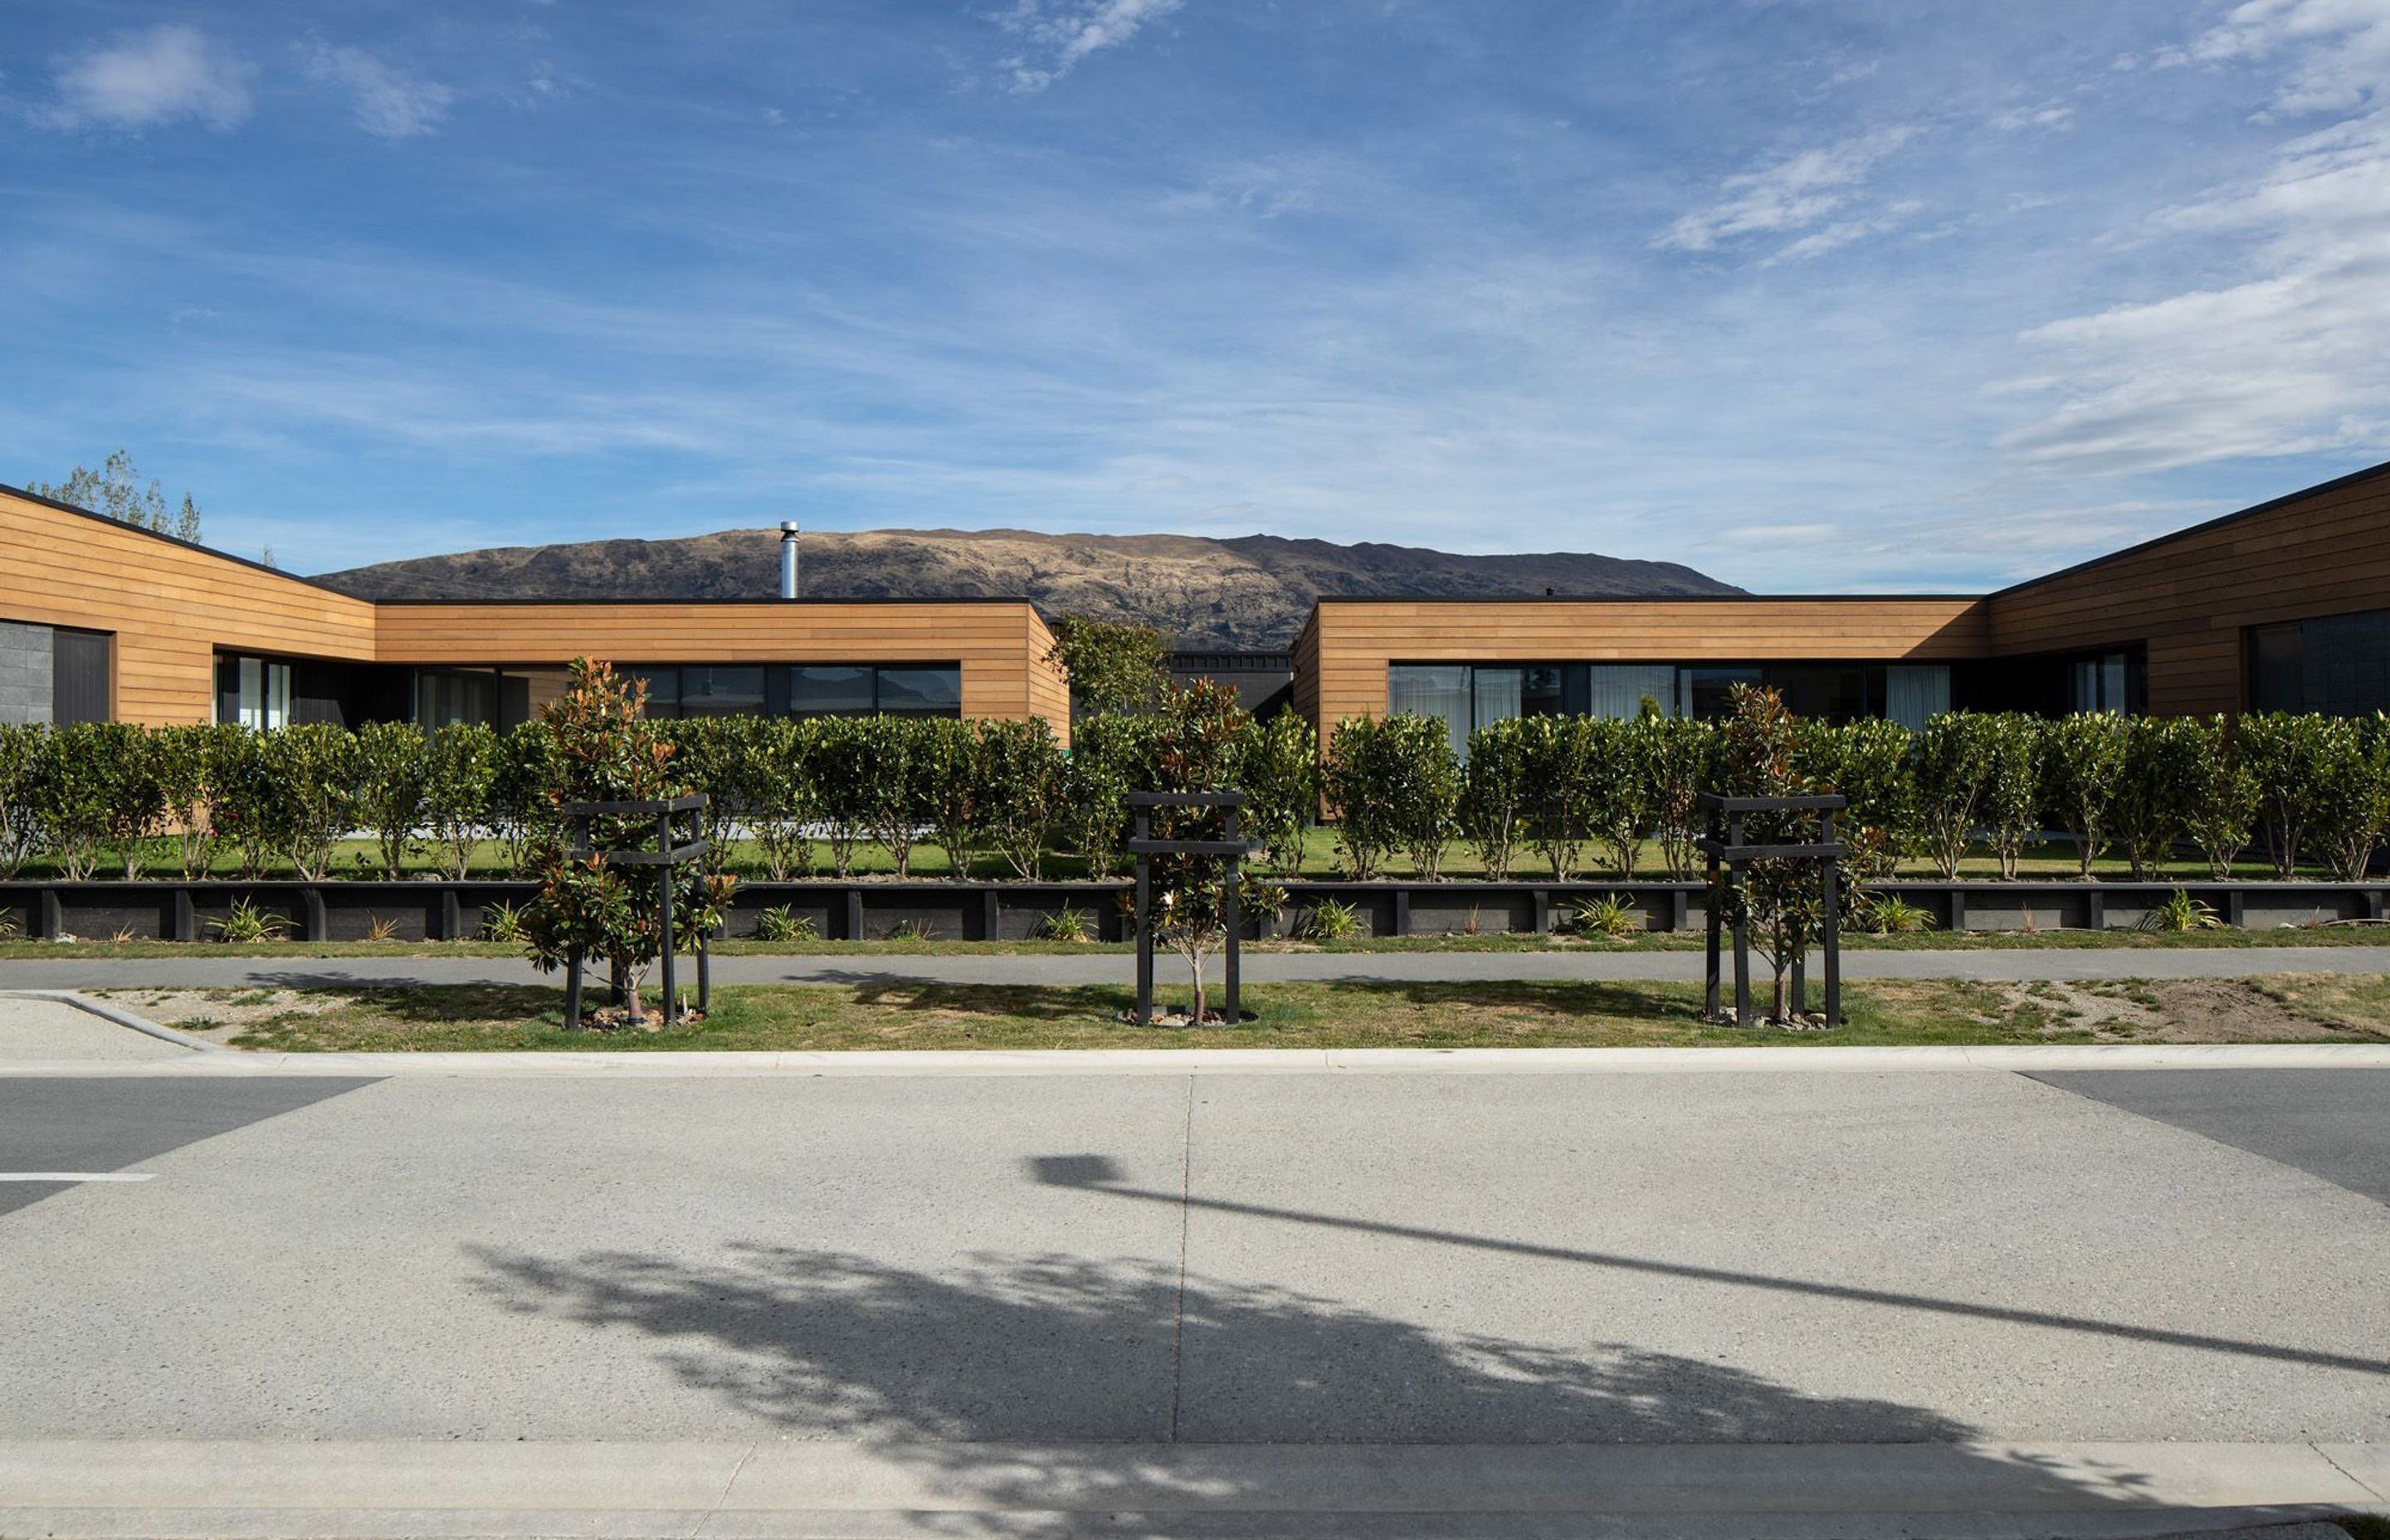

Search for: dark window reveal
xmin=51 ymin=627 xmax=110 ymax=724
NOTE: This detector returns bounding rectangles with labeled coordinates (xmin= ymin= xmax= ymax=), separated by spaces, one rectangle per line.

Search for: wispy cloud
xmin=44 ymin=24 xmax=252 ymax=132
xmin=1653 ymin=126 xmax=1919 ymax=257
xmin=2163 ymin=0 xmax=2390 ymax=115
xmin=992 ymin=0 xmax=1184 ymax=93
xmin=1989 ymin=101 xmax=2074 ymax=131
xmin=2002 ymin=6 xmax=2390 ymax=473
xmin=297 ymin=42 xmax=454 ymax=138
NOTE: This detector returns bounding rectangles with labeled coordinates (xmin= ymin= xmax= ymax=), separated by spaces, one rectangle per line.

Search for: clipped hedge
xmin=2 ymin=701 xmax=2385 ymax=885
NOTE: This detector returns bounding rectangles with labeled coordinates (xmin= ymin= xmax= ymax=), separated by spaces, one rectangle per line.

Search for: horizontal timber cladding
xmin=0 ymin=488 xmax=378 ymax=726
xmin=1302 ymin=596 xmax=1992 ymax=745
xmin=1987 ymin=460 xmax=2390 ymax=718
xmin=373 ymin=600 xmax=1070 ymax=733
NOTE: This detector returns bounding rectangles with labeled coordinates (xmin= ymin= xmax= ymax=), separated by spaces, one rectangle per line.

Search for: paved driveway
xmin=1 ymin=1065 xmax=2384 ymax=1449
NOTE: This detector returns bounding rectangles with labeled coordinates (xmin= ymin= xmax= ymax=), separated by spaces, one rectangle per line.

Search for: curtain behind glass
xmin=1389 ymin=665 xmax=1471 ymax=759
xmin=1587 ymin=665 xmax=1676 ymax=719
xmin=1472 ymin=668 xmax=1524 ymax=727
xmin=1885 ymin=665 xmax=1949 ymax=729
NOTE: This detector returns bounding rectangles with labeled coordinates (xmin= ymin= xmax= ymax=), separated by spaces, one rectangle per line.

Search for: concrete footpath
xmin=0 ymin=1438 xmax=2378 ymax=1538
xmin=6 ymin=943 xmax=2390 ymax=990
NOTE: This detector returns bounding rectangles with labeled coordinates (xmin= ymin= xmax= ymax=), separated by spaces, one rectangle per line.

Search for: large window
xmin=417 ymin=670 xmax=497 ymax=728
xmin=1388 ymin=660 xmax=1951 ymax=754
xmin=2066 ymin=649 xmax=2144 ymax=714
xmin=625 ymin=663 xmax=964 ymax=719
xmin=217 ymin=654 xmax=291 ymax=730
xmin=2248 ymin=608 xmax=2390 ymax=714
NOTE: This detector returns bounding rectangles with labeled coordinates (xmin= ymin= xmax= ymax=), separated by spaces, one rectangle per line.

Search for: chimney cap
xmin=778 ymin=520 xmax=802 ymax=536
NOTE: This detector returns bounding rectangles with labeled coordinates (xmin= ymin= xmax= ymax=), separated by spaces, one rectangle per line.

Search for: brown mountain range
xmin=315 ymin=528 xmax=1739 ymax=651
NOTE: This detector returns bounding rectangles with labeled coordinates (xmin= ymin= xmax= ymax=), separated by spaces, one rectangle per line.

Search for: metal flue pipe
xmin=778 ymin=521 xmax=801 ymax=600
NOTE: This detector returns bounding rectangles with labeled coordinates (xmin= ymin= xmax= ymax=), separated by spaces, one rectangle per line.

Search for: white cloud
xmin=993 ymin=0 xmax=1184 ymax=93
xmin=1763 ymin=200 xmax=1924 ymax=265
xmin=297 ymin=42 xmax=453 ymax=139
xmin=1990 ymin=102 xmax=2075 ymax=131
xmin=2164 ymin=0 xmax=2390 ymax=115
xmin=1653 ymin=127 xmax=1919 ymax=256
xmin=2000 ymin=9 xmax=2390 ymax=473
xmin=46 ymin=24 xmax=252 ymax=132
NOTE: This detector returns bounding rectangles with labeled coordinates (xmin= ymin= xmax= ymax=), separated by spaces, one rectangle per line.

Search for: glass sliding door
xmin=1388 ymin=665 xmax=1473 ymax=759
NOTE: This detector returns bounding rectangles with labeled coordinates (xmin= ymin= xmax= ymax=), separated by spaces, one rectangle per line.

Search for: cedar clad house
xmin=1295 ymin=457 xmax=2390 ymax=754
xmin=0 ymin=484 xmax=1069 ymax=739
xmin=3 ymin=456 xmax=2388 ymax=743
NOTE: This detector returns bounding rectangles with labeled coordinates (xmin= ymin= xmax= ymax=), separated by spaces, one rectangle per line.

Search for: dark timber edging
xmin=1 ymin=878 xmax=2385 ymax=944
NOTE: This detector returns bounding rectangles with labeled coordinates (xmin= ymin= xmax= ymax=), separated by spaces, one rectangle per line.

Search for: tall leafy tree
xmin=31 ymin=450 xmax=202 ymax=541
xmin=1046 ymin=616 xmax=1169 ymax=715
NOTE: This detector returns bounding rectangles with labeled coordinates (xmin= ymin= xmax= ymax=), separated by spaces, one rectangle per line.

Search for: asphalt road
xmin=1 ymin=1063 xmax=2384 ymax=1451
xmin=7 ymin=943 xmax=2389 ymax=990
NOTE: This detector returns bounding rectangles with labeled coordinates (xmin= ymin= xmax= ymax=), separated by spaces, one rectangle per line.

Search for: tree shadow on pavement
xmin=467 ymin=1241 xmax=2153 ymax=1525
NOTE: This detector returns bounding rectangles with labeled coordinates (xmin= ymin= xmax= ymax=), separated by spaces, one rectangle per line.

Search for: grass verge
xmin=102 ymin=973 xmax=2390 ymax=1053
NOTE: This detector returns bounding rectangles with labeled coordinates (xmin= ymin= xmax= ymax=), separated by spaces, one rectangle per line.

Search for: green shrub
xmin=1323 ymin=714 xmax=1457 ymax=879
xmin=1460 ymin=716 xmax=1534 ymax=880
xmin=1800 ymin=718 xmax=1911 ymax=887
xmin=258 ymin=725 xmax=363 ymax=881
xmin=807 ymin=715 xmax=879 ymax=879
xmin=861 ymin=716 xmax=937 ymax=878
xmin=0 ymin=723 xmax=41 ymax=879
xmin=491 ymin=721 xmax=563 ymax=876
xmin=2239 ymin=712 xmax=2336 ymax=878
xmin=1640 ymin=714 xmax=1715 ymax=880
xmin=1298 ymin=896 xmax=1361 ymax=941
xmin=153 ymin=724 xmax=241 ymax=880
xmin=210 ymin=895 xmax=295 ymax=943
xmin=86 ymin=722 xmax=169 ymax=880
xmin=1566 ymin=891 xmax=1641 ymax=939
xmin=2110 ymin=716 xmax=2202 ymax=880
xmin=978 ymin=718 xmax=1066 ymax=880
xmin=1520 ymin=715 xmax=1602 ymax=882
xmin=354 ymin=720 xmax=429 ymax=880
xmin=1580 ymin=717 xmax=1648 ymax=879
xmin=1238 ymin=712 xmax=1318 ymax=875
xmin=745 ymin=717 xmax=818 ymax=882
xmin=1039 ymin=903 xmax=1093 ymax=943
xmin=2040 ymin=714 xmax=2127 ymax=880
xmin=480 ymin=899 xmax=528 ymax=943
xmin=1977 ymin=714 xmax=2043 ymax=880
xmin=1911 ymin=712 xmax=1999 ymax=880
xmin=422 ymin=722 xmax=500 ymax=880
xmin=28 ymin=724 xmax=120 ymax=880
xmin=2139 ymin=888 xmax=2222 ymax=933
xmin=2183 ymin=714 xmax=2258 ymax=879
xmin=1852 ymin=893 xmax=1935 ymax=935
xmin=918 ymin=718 xmax=986 ymax=881
xmin=2309 ymin=713 xmax=2390 ymax=881
xmin=1058 ymin=714 xmax=1148 ymax=880
xmin=751 ymin=904 xmax=817 ymax=943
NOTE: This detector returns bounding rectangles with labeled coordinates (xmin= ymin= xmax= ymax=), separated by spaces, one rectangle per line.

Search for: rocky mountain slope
xmin=317 ymin=527 xmax=1739 ymax=651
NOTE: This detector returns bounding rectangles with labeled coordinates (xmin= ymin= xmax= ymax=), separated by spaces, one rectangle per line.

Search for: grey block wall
xmin=0 ymin=621 xmax=54 ymax=725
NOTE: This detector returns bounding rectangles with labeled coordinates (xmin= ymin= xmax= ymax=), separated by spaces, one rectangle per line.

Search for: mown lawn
xmin=105 ymin=973 xmax=2390 ymax=1053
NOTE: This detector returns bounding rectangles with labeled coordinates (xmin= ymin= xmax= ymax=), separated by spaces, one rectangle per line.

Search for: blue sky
xmin=4 ymin=1 xmax=2388 ymax=590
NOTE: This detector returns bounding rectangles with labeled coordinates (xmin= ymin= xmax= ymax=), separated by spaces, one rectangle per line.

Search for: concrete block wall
xmin=0 ymin=620 xmax=52 ymax=725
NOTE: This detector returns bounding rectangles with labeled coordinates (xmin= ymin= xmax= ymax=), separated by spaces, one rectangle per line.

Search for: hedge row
xmin=1 ymin=704 xmax=2383 ymax=885
xmin=0 ymin=703 xmax=1322 ymax=884
xmin=1321 ymin=708 xmax=2390 ymax=883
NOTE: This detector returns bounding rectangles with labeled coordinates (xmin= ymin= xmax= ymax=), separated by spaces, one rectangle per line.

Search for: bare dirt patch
xmin=90 ymin=987 xmax=358 ymax=1043
xmin=1997 ymin=976 xmax=2390 ymax=1042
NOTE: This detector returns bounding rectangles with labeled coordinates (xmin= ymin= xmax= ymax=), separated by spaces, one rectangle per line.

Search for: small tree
xmin=28 ymin=724 xmax=118 ymax=880
xmin=2310 ymin=713 xmax=2390 ymax=881
xmin=1978 ymin=714 xmax=2043 ymax=880
xmin=807 ymin=715 xmax=877 ymax=878
xmin=1460 ymin=717 xmax=1534 ymax=880
xmin=151 ymin=724 xmax=241 ymax=879
xmin=919 ymin=718 xmax=986 ymax=880
xmin=861 ymin=716 xmax=935 ymax=878
xmin=87 ymin=723 xmax=168 ymax=880
xmin=0 ymin=723 xmax=44 ymax=878
xmin=1800 ymin=718 xmax=1910 ymax=889
xmin=491 ymin=721 xmax=563 ymax=877
xmin=1237 ymin=712 xmax=1317 ymax=875
xmin=1143 ymin=681 xmax=1250 ymax=1026
xmin=2183 ymin=715 xmax=2260 ymax=880
xmin=2040 ymin=714 xmax=2127 ymax=880
xmin=1381 ymin=714 xmax=1460 ymax=879
xmin=1058 ymin=714 xmax=1149 ymax=879
xmin=1046 ymin=616 xmax=1170 ymax=715
xmin=1639 ymin=713 xmax=1714 ymax=881
xmin=1911 ymin=712 xmax=1997 ymax=879
xmin=2238 ymin=712 xmax=2334 ymax=878
xmin=354 ymin=720 xmax=429 ymax=880
xmin=1712 ymin=685 xmax=1841 ymax=1025
xmin=1520 ymin=715 xmax=1599 ymax=881
xmin=422 ymin=722 xmax=500 ymax=880
xmin=518 ymin=659 xmax=734 ymax=1021
xmin=2110 ymin=716 xmax=2202 ymax=880
xmin=747 ymin=717 xmax=819 ymax=881
xmin=1320 ymin=715 xmax=1396 ymax=880
xmin=261 ymin=725 xmax=363 ymax=881
xmin=978 ymin=718 xmax=1066 ymax=880
xmin=1581 ymin=715 xmax=1647 ymax=879
xmin=209 ymin=729 xmax=280 ymax=878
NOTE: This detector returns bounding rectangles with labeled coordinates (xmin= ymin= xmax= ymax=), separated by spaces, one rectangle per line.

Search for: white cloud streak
xmin=993 ymin=0 xmax=1184 ymax=93
xmin=1653 ymin=127 xmax=1919 ymax=256
xmin=297 ymin=42 xmax=455 ymax=138
xmin=46 ymin=24 xmax=252 ymax=132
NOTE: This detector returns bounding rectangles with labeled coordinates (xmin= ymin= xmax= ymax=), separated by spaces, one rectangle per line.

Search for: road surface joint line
xmin=0 ymin=1172 xmax=154 ymax=1183
xmin=2312 ymin=1443 xmax=2387 ymax=1501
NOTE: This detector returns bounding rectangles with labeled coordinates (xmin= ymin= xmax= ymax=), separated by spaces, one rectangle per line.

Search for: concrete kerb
xmin=0 ymin=990 xmax=220 ymax=1052
xmin=2 ymin=1042 xmax=2389 ymax=1078
xmin=0 ymin=1438 xmax=2378 ymax=1538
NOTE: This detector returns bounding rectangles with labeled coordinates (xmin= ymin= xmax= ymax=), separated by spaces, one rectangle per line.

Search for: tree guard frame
xmin=1125 ymin=789 xmax=1262 ymax=1027
xmin=558 ymin=792 xmax=713 ymax=1031
xmin=1697 ymin=791 xmax=1847 ymax=1029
